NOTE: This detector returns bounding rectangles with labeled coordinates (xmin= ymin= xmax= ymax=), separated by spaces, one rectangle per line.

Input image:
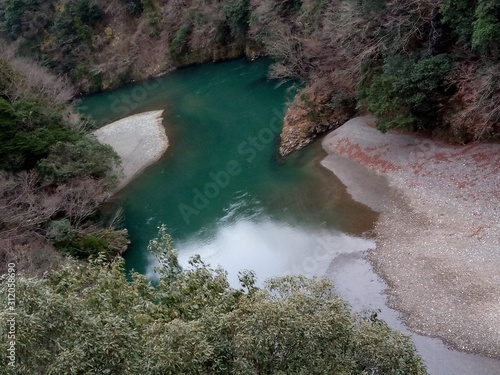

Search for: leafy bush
xmin=168 ymin=23 xmax=192 ymax=63
xmin=440 ymin=0 xmax=476 ymax=47
xmin=0 ymin=227 xmax=427 ymax=374
xmin=37 ymin=137 xmax=120 ymax=184
xmin=47 ymin=219 xmax=73 ymax=243
xmin=120 ymin=0 xmax=144 ymax=16
xmin=1 ymin=0 xmax=46 ymax=38
xmin=361 ymin=54 xmax=453 ymax=132
xmin=472 ymin=0 xmax=500 ymax=56
xmin=224 ymin=0 xmax=250 ymax=38
xmin=0 ymin=97 xmax=78 ymax=170
xmin=441 ymin=0 xmax=500 ymax=56
xmin=2 ymin=0 xmax=26 ymax=38
xmin=48 ymin=219 xmax=128 ymax=258
xmin=51 ymin=0 xmax=103 ymax=53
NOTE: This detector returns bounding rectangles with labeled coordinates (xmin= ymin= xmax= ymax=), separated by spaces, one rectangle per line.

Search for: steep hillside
xmin=0 ymin=44 xmax=127 ymax=275
xmin=1 ymin=0 xmax=498 ymax=145
xmin=1 ymin=0 xmax=261 ymax=93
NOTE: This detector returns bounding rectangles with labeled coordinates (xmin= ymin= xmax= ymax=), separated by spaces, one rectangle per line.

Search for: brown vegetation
xmin=445 ymin=62 xmax=500 ymax=141
xmin=0 ymin=170 xmax=126 ymax=275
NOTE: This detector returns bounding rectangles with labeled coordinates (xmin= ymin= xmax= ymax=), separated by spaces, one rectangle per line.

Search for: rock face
xmin=279 ymin=105 xmax=318 ymax=156
xmin=279 ymin=82 xmax=354 ymax=156
xmin=321 ymin=117 xmax=500 ymax=359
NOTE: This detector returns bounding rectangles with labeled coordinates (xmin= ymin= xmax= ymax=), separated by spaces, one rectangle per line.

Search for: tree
xmin=0 ymin=227 xmax=427 ymax=374
xmin=361 ymin=54 xmax=453 ymax=132
xmin=36 ymin=137 xmax=121 ymax=185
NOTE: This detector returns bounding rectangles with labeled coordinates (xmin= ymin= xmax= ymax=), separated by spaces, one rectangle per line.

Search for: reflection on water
xmin=146 ymin=214 xmax=376 ymax=287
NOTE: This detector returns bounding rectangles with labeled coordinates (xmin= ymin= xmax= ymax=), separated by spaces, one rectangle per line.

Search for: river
xmin=80 ymin=59 xmax=500 ymax=375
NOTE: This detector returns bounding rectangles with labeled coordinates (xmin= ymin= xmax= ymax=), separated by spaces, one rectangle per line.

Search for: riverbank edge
xmin=93 ymin=110 xmax=168 ymax=193
xmin=320 ymin=116 xmax=500 ymax=359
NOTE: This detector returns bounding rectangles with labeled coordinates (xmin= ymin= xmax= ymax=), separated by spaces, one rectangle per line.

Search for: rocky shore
xmin=321 ymin=117 xmax=500 ymax=358
xmin=93 ymin=110 xmax=168 ymax=191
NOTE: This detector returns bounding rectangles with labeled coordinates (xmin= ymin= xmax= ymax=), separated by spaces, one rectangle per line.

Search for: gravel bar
xmin=93 ymin=110 xmax=168 ymax=192
xmin=321 ymin=116 xmax=500 ymax=358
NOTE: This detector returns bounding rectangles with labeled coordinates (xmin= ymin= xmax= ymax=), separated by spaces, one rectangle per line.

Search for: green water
xmin=80 ymin=59 xmax=378 ymax=284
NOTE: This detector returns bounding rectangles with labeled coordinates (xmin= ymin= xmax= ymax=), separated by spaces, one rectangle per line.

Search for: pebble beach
xmin=93 ymin=110 xmax=168 ymax=192
xmin=322 ymin=116 xmax=500 ymax=358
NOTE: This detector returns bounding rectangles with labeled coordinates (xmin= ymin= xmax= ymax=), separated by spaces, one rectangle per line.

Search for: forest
xmin=1 ymin=0 xmax=498 ymax=143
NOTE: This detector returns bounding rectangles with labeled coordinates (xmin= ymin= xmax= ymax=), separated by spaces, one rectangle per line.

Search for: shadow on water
xmin=79 ymin=59 xmax=500 ymax=375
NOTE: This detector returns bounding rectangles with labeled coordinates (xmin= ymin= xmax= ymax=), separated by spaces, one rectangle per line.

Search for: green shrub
xmin=168 ymin=23 xmax=192 ymax=63
xmin=358 ymin=0 xmax=386 ymax=15
xmin=47 ymin=219 xmax=73 ymax=243
xmin=472 ymin=0 xmax=500 ymax=56
xmin=51 ymin=0 xmax=103 ymax=53
xmin=55 ymin=231 xmax=108 ymax=258
xmin=146 ymin=11 xmax=160 ymax=36
xmin=1 ymin=0 xmax=46 ymax=38
xmin=2 ymin=0 xmax=26 ymax=38
xmin=440 ymin=0 xmax=475 ymax=46
xmin=120 ymin=0 xmax=143 ymax=16
xmin=37 ymin=137 xmax=120 ymax=184
xmin=0 ymin=97 xmax=78 ymax=170
xmin=441 ymin=0 xmax=500 ymax=55
xmin=223 ymin=0 xmax=249 ymax=38
xmin=361 ymin=54 xmax=453 ymax=132
xmin=0 ymin=227 xmax=427 ymax=374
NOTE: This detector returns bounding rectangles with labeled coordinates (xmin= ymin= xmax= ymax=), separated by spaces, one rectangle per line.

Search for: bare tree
xmin=0 ymin=39 xmax=76 ymax=106
xmin=57 ymin=177 xmax=110 ymax=227
xmin=0 ymin=171 xmax=63 ymax=241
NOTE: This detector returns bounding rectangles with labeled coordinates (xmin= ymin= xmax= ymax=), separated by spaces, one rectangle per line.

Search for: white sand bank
xmin=93 ymin=110 xmax=168 ymax=191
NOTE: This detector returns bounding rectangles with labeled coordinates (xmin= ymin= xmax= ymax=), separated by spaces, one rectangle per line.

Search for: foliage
xmin=37 ymin=137 xmax=120 ymax=184
xmin=357 ymin=0 xmax=386 ymax=15
xmin=0 ymin=56 xmax=123 ymax=269
xmin=1 ymin=0 xmax=46 ymax=38
xmin=472 ymin=0 xmax=500 ymax=56
xmin=48 ymin=219 xmax=125 ymax=259
xmin=0 ymin=97 xmax=78 ymax=170
xmin=47 ymin=219 xmax=73 ymax=243
xmin=120 ymin=0 xmax=144 ymax=16
xmin=168 ymin=23 xmax=193 ymax=63
xmin=51 ymin=227 xmax=127 ymax=259
xmin=441 ymin=0 xmax=500 ymax=56
xmin=0 ymin=227 xmax=427 ymax=374
xmin=51 ymin=0 xmax=103 ymax=53
xmin=361 ymin=54 xmax=453 ymax=132
xmin=223 ymin=0 xmax=250 ymax=38
xmin=440 ymin=0 xmax=476 ymax=46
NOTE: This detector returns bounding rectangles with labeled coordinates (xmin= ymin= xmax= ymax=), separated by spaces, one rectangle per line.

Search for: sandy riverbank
xmin=93 ymin=110 xmax=168 ymax=191
xmin=321 ymin=116 xmax=500 ymax=358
